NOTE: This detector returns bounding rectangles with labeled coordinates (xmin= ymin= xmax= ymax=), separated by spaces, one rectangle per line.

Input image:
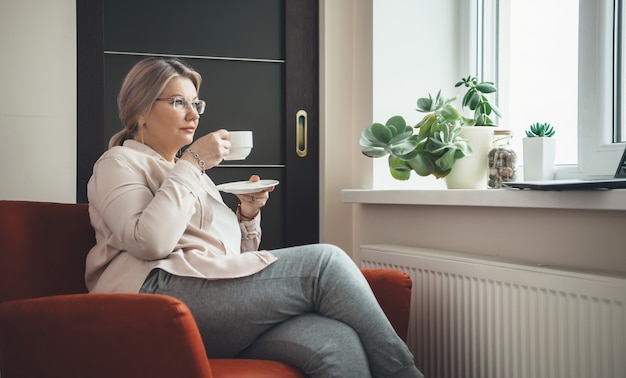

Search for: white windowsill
xmin=341 ymin=188 xmax=626 ymax=211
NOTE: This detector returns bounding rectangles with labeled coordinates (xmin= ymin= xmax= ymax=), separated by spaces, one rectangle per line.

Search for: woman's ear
xmin=137 ymin=114 xmax=147 ymax=128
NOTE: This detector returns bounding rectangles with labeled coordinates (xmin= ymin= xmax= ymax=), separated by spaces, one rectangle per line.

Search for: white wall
xmin=319 ymin=1 xmax=374 ymax=247
xmin=0 ymin=0 xmax=76 ymax=202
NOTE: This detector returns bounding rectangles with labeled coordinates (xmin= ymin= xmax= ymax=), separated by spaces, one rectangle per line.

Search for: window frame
xmin=474 ymin=0 xmax=626 ymax=178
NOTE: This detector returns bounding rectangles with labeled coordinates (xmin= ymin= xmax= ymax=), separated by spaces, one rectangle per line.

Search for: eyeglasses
xmin=155 ymin=96 xmax=206 ymax=115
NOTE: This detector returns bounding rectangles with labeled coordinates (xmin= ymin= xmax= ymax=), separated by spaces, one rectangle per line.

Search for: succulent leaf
xmin=455 ymin=140 xmax=472 ymax=156
xmin=462 ymin=89 xmax=473 ymax=108
xmin=407 ymin=154 xmax=435 ymax=176
xmin=388 ymin=130 xmax=414 ymax=145
xmin=361 ymin=146 xmax=388 ymax=158
xmin=436 ymin=148 xmax=458 ymax=171
xmin=526 ymin=122 xmax=555 ymax=137
xmin=386 ymin=115 xmax=407 ymax=134
xmin=390 ymin=168 xmax=411 ymax=180
xmin=440 ymin=104 xmax=460 ymax=122
xmin=359 ymin=136 xmax=376 ymax=148
xmin=489 ymin=102 xmax=502 ymax=117
xmin=474 ymin=82 xmax=497 ymax=93
xmin=475 ymin=114 xmax=487 ymax=125
xmin=482 ymin=100 xmax=492 ymax=115
xmin=360 ymin=126 xmax=375 ymax=142
xmin=469 ymin=91 xmax=481 ymax=110
xmin=416 ymin=114 xmax=436 ymax=137
xmin=388 ymin=156 xmax=412 ymax=180
xmin=416 ymin=96 xmax=433 ymax=112
xmin=390 ymin=140 xmax=418 ymax=157
xmin=360 ymin=126 xmax=387 ymax=147
xmin=371 ymin=122 xmax=394 ymax=143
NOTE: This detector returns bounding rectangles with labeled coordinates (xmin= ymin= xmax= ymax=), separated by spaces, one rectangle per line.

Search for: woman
xmin=85 ymin=57 xmax=422 ymax=378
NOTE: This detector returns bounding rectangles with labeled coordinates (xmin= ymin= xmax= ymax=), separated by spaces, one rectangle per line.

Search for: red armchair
xmin=0 ymin=200 xmax=412 ymax=378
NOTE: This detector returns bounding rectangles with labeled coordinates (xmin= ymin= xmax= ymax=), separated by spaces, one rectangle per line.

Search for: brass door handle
xmin=296 ymin=110 xmax=307 ymax=157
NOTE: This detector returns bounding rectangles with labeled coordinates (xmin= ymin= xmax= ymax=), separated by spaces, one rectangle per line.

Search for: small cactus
xmin=525 ymin=122 xmax=555 ymax=137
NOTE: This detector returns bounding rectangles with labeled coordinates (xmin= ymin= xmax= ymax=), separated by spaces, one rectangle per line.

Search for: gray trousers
xmin=140 ymin=243 xmax=423 ymax=378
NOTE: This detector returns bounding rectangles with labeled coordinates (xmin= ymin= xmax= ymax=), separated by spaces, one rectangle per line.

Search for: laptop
xmin=503 ymin=145 xmax=626 ymax=190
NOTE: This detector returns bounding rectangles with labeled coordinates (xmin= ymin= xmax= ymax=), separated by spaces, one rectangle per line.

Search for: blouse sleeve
xmin=88 ymin=155 xmax=203 ymax=261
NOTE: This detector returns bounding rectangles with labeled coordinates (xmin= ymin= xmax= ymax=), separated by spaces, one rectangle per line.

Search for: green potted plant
xmin=360 ymin=91 xmax=472 ymax=180
xmin=523 ymin=122 xmax=556 ymax=180
xmin=443 ymin=75 xmax=501 ymax=189
xmin=525 ymin=122 xmax=555 ymax=137
xmin=455 ymin=75 xmax=501 ymax=126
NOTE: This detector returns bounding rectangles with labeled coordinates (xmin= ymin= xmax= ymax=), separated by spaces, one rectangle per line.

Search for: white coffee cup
xmin=225 ymin=131 xmax=253 ymax=160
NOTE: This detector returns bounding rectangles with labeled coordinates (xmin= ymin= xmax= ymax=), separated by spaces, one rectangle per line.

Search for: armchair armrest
xmin=0 ymin=293 xmax=213 ymax=378
xmin=361 ymin=269 xmax=412 ymax=342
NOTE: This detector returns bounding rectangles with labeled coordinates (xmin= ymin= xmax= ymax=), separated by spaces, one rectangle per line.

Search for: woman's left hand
xmin=236 ymin=175 xmax=275 ymax=219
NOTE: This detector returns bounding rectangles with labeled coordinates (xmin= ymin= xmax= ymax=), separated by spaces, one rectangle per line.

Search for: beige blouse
xmin=85 ymin=140 xmax=277 ymax=293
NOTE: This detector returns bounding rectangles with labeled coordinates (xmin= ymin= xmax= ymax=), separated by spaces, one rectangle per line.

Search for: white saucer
xmin=216 ymin=179 xmax=279 ymax=194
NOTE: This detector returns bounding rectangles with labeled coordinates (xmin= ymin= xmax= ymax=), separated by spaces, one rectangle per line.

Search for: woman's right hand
xmin=182 ymin=129 xmax=231 ymax=170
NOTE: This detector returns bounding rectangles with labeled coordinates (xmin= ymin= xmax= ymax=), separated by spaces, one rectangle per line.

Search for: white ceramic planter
xmin=522 ymin=137 xmax=556 ymax=180
xmin=445 ymin=126 xmax=494 ymax=189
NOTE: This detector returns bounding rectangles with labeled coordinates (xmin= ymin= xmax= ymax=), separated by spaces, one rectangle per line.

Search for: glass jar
xmin=488 ymin=129 xmax=517 ymax=188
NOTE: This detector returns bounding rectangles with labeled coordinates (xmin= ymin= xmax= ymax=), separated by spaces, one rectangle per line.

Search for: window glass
xmin=499 ymin=0 xmax=579 ymax=165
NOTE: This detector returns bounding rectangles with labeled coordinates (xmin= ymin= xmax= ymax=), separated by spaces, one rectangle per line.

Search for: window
xmin=477 ymin=0 xmax=626 ymax=178
xmin=499 ymin=0 xmax=578 ymax=166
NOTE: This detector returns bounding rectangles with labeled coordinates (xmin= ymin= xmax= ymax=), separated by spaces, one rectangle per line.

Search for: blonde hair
xmin=108 ymin=57 xmax=202 ymax=148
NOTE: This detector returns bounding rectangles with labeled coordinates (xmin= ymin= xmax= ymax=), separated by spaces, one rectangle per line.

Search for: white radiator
xmin=360 ymin=244 xmax=626 ymax=378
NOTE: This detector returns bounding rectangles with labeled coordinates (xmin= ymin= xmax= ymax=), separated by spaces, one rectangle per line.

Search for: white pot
xmin=445 ymin=126 xmax=495 ymax=189
xmin=522 ymin=137 xmax=556 ymax=180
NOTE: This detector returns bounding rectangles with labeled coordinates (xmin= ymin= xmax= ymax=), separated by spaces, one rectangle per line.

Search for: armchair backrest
xmin=0 ymin=200 xmax=95 ymax=302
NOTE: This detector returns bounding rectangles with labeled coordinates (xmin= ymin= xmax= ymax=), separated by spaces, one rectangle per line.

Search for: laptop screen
xmin=615 ymin=146 xmax=626 ymax=178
